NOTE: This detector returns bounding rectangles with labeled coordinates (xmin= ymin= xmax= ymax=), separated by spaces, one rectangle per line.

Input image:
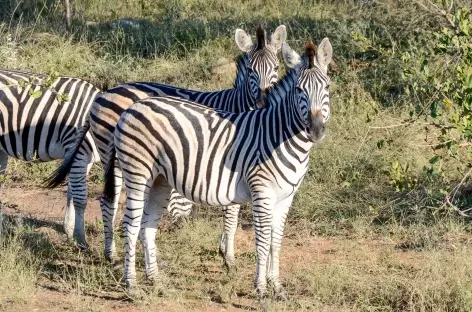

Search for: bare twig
xmin=355 ymin=128 xmax=370 ymax=159
xmin=368 ymin=123 xmax=409 ymax=130
xmin=440 ymin=166 xmax=472 ymax=219
xmin=443 ymin=196 xmax=472 ymax=220
xmin=64 ymin=0 xmax=71 ymax=29
xmin=414 ymin=0 xmax=456 ymax=29
xmin=408 ymin=139 xmax=455 ymax=147
xmin=451 ymin=167 xmax=472 ymax=202
xmin=368 ymin=118 xmax=416 ymax=129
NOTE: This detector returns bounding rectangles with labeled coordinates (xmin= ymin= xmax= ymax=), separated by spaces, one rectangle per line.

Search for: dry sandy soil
xmin=0 ymin=186 xmax=464 ymax=312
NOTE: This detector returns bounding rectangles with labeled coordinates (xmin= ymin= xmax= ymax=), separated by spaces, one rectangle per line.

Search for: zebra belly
xmin=0 ymin=131 xmax=65 ymax=161
xmin=168 ymin=168 xmax=252 ymax=206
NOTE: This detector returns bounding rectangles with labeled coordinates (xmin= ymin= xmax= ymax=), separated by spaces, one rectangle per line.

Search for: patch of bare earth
xmin=0 ymin=186 xmax=468 ymax=311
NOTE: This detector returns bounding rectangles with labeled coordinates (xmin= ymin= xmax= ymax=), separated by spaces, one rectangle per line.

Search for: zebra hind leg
xmin=67 ymin=161 xmax=93 ymax=251
xmin=139 ymin=175 xmax=171 ymax=283
xmin=101 ymin=163 xmax=123 ymax=262
xmin=219 ymin=204 xmax=241 ymax=271
xmin=167 ymin=189 xmax=193 ymax=223
xmin=122 ymin=177 xmax=150 ymax=291
xmin=63 ymin=184 xmax=76 ymax=242
xmin=0 ymin=151 xmax=8 ymax=237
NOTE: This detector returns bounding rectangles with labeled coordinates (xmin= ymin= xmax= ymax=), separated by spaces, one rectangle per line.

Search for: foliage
xmin=401 ymin=7 xmax=472 ymax=170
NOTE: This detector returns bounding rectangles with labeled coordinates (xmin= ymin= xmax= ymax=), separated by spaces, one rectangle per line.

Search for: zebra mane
xmin=255 ymin=24 xmax=266 ymax=50
xmin=264 ymin=66 xmax=298 ymax=107
xmin=306 ymin=39 xmax=317 ymax=69
xmin=232 ymin=52 xmax=251 ymax=89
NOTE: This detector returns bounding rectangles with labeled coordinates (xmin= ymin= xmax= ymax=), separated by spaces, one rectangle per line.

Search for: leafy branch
xmin=4 ymin=73 xmax=70 ymax=104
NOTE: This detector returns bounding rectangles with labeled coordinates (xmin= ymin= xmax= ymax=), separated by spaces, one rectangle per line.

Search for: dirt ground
xmin=0 ymin=186 xmax=465 ymax=312
xmin=0 ymin=186 xmax=354 ymax=312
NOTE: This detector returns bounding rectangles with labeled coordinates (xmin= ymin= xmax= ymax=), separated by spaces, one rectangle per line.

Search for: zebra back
xmin=0 ymin=69 xmax=101 ymax=162
xmin=108 ymin=39 xmax=333 ymax=204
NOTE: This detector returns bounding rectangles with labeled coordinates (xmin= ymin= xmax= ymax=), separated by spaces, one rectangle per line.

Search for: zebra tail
xmin=42 ymin=119 xmax=91 ymax=189
xmin=102 ymin=147 xmax=116 ymax=203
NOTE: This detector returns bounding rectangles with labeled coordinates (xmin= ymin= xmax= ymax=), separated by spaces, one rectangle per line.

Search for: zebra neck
xmin=255 ymin=75 xmax=312 ymax=160
xmin=193 ymin=83 xmax=256 ymax=113
xmin=264 ymin=92 xmax=310 ymax=143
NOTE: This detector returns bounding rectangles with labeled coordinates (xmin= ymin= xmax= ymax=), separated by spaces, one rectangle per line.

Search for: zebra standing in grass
xmin=0 ymin=69 xmax=100 ymax=247
xmin=45 ymin=24 xmax=287 ymax=266
xmin=105 ymin=39 xmax=333 ymax=299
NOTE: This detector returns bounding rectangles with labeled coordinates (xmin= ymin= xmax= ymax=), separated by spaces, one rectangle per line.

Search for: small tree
xmin=397 ymin=2 xmax=472 ymax=217
xmin=64 ymin=0 xmax=71 ymax=29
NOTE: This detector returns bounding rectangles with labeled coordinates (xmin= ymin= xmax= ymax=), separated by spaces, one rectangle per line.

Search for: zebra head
xmin=282 ymin=38 xmax=333 ymax=143
xmin=235 ymin=24 xmax=287 ymax=107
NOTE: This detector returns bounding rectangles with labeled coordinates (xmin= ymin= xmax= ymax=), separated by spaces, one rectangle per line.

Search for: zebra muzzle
xmin=256 ymin=89 xmax=269 ymax=108
xmin=308 ymin=111 xmax=326 ymax=143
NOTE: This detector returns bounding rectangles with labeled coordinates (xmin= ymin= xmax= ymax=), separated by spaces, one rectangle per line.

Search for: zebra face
xmin=246 ymin=66 xmax=263 ymax=108
xmin=249 ymin=48 xmax=280 ymax=103
xmin=235 ymin=25 xmax=287 ymax=108
xmin=283 ymin=38 xmax=333 ymax=143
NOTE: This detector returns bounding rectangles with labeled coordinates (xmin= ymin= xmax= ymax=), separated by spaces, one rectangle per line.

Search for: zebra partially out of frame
xmin=105 ymin=39 xmax=333 ymax=299
xmin=0 ymin=69 xmax=100 ymax=248
xmin=45 ymin=25 xmax=287 ymax=266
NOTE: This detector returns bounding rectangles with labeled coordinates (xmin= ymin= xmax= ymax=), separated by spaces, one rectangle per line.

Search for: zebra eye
xmin=274 ymin=66 xmax=279 ymax=71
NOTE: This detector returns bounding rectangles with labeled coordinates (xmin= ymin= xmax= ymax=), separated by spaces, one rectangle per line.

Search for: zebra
xmin=44 ymin=25 xmax=287 ymax=265
xmin=105 ymin=38 xmax=333 ymax=299
xmin=0 ymin=69 xmax=101 ymax=248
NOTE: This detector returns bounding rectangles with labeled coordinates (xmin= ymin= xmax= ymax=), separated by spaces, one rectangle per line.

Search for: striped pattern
xmin=107 ymin=39 xmax=333 ymax=298
xmin=89 ymin=25 xmax=287 ymax=263
xmin=0 ymin=69 xmax=101 ymax=248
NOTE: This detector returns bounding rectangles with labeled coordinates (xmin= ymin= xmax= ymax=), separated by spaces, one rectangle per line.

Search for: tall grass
xmin=0 ymin=220 xmax=40 ymax=306
xmin=0 ymin=0 xmax=457 ymax=226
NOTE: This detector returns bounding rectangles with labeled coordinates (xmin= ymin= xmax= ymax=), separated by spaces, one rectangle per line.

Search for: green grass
xmin=0 ymin=0 xmax=471 ymax=310
xmin=0 ymin=224 xmax=39 ymax=306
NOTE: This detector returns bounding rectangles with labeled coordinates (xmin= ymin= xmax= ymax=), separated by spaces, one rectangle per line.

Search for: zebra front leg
xmin=139 ymin=176 xmax=171 ymax=282
xmin=267 ymin=199 xmax=292 ymax=301
xmin=251 ymin=190 xmax=275 ymax=299
xmin=219 ymin=204 xmax=241 ymax=270
xmin=101 ymin=163 xmax=123 ymax=262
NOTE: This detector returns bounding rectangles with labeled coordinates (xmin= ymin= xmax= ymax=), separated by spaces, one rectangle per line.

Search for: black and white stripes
xmin=107 ymin=39 xmax=333 ymax=297
xmin=45 ymin=25 xmax=288 ymax=265
xmin=0 ymin=69 xmax=100 ymax=248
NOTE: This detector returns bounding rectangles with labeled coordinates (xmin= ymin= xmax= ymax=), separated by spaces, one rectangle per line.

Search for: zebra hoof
xmin=258 ymin=294 xmax=271 ymax=312
xmin=125 ymin=286 xmax=145 ymax=301
xmin=150 ymin=278 xmax=168 ymax=297
xmin=105 ymin=253 xmax=117 ymax=263
xmin=75 ymin=241 xmax=88 ymax=253
xmin=274 ymin=288 xmax=288 ymax=301
xmin=112 ymin=261 xmax=123 ymax=272
xmin=146 ymin=274 xmax=159 ymax=285
xmin=224 ymin=261 xmax=237 ymax=275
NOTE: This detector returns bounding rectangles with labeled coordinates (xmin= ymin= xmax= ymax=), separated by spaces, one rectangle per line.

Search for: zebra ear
xmin=235 ymin=29 xmax=253 ymax=52
xmin=282 ymin=42 xmax=301 ymax=69
xmin=316 ymin=38 xmax=333 ymax=74
xmin=270 ymin=25 xmax=287 ymax=51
